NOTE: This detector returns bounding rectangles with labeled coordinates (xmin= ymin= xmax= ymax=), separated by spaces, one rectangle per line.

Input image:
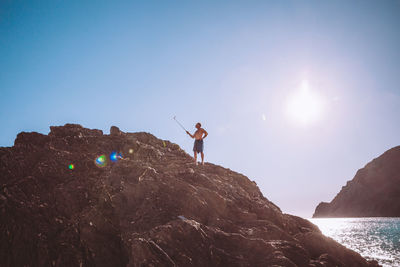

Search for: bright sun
xmin=286 ymin=80 xmax=325 ymax=125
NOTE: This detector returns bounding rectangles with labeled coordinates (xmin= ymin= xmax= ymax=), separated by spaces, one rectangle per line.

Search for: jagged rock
xmin=49 ymin=123 xmax=103 ymax=137
xmin=313 ymin=146 xmax=400 ymax=218
xmin=110 ymin=126 xmax=123 ymax=136
xmin=0 ymin=124 xmax=380 ymax=266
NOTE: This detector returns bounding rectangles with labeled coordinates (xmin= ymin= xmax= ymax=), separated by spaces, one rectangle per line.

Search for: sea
xmin=309 ymin=218 xmax=400 ymax=267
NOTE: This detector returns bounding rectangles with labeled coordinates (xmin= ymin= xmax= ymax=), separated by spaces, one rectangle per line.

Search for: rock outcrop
xmin=1 ymin=124 xmax=379 ymax=266
xmin=313 ymin=146 xmax=400 ymax=218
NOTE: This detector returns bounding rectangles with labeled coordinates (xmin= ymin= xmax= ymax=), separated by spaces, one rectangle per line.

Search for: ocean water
xmin=309 ymin=218 xmax=400 ymax=267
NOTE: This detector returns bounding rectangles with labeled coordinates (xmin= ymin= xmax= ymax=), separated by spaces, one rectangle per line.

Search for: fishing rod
xmin=173 ymin=115 xmax=188 ymax=132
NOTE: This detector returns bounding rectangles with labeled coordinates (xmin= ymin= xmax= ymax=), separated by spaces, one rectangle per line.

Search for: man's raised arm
xmin=186 ymin=131 xmax=194 ymax=138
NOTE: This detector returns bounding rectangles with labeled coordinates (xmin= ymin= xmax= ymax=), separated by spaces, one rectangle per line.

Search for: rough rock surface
xmin=313 ymin=146 xmax=400 ymax=218
xmin=1 ymin=124 xmax=380 ymax=267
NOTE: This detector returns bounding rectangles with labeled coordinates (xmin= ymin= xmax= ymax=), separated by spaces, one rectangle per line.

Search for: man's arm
xmin=202 ymin=129 xmax=208 ymax=139
xmin=186 ymin=131 xmax=194 ymax=138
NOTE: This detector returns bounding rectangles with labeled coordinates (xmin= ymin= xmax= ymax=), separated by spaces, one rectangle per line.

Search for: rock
xmin=0 ymin=124 xmax=380 ymax=266
xmin=14 ymin=131 xmax=50 ymax=146
xmin=49 ymin=123 xmax=103 ymax=137
xmin=110 ymin=126 xmax=123 ymax=136
xmin=313 ymin=146 xmax=400 ymax=218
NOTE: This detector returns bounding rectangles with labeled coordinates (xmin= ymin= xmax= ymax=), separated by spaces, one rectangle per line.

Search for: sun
xmin=286 ymin=80 xmax=325 ymax=125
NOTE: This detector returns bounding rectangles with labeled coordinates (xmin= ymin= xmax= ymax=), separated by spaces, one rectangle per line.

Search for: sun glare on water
xmin=286 ymin=80 xmax=325 ymax=126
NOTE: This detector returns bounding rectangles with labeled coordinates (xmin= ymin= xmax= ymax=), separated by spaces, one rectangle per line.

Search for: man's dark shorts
xmin=193 ymin=139 xmax=204 ymax=153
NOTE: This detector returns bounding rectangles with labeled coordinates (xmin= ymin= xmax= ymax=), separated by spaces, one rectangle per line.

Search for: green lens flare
xmin=95 ymin=155 xmax=107 ymax=168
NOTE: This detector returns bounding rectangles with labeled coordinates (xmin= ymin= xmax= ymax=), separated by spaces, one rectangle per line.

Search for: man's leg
xmin=201 ymin=152 xmax=204 ymax=165
xmin=194 ymin=152 xmax=197 ymax=164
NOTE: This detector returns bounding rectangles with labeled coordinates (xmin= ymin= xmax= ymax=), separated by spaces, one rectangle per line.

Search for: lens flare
xmin=110 ymin=152 xmax=118 ymax=162
xmin=110 ymin=151 xmax=123 ymax=162
xmin=262 ymin=114 xmax=266 ymax=121
xmin=95 ymin=155 xmax=107 ymax=168
xmin=68 ymin=164 xmax=75 ymax=170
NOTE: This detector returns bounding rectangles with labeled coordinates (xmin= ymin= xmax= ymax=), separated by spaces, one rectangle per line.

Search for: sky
xmin=1 ymin=0 xmax=400 ymax=217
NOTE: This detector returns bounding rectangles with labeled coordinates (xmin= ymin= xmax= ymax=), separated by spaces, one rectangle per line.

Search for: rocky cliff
xmin=314 ymin=146 xmax=400 ymax=218
xmin=1 ymin=124 xmax=379 ymax=267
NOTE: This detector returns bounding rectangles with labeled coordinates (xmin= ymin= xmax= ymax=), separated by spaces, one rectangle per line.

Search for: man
xmin=186 ymin=122 xmax=208 ymax=165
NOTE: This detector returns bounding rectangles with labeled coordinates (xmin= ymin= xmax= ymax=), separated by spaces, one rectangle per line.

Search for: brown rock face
xmin=0 ymin=124 xmax=379 ymax=266
xmin=313 ymin=146 xmax=400 ymax=218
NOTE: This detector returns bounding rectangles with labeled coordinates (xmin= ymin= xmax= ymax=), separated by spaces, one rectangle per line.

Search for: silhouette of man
xmin=186 ymin=123 xmax=208 ymax=165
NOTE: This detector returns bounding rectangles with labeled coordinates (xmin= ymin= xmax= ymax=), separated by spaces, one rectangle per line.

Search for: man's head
xmin=195 ymin=122 xmax=201 ymax=129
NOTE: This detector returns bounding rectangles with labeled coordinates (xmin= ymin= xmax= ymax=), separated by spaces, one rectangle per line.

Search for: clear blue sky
xmin=1 ymin=0 xmax=400 ymax=217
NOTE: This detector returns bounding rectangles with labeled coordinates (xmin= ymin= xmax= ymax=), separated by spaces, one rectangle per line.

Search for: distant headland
xmin=314 ymin=146 xmax=400 ymax=218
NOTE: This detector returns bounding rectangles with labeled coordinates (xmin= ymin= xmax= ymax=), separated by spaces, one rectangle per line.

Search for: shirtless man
xmin=186 ymin=123 xmax=208 ymax=165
